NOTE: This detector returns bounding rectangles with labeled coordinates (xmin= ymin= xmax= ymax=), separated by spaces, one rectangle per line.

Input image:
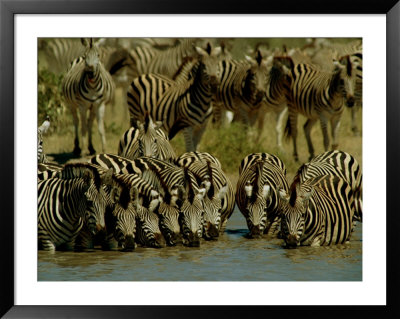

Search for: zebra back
xmin=294 ymin=150 xmax=362 ymax=222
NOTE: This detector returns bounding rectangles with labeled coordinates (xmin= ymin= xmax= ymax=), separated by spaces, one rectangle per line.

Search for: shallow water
xmin=38 ymin=208 xmax=362 ymax=281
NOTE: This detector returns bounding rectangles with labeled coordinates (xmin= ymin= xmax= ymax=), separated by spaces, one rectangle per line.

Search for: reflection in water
xmin=38 ymin=208 xmax=362 ymax=281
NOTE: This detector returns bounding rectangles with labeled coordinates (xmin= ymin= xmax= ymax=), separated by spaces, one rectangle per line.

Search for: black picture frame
xmin=1 ymin=0 xmax=399 ymax=317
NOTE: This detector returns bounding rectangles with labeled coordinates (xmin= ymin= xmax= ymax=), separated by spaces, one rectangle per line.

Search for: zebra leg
xmin=96 ymin=102 xmax=107 ymax=153
xmin=192 ymin=122 xmax=208 ymax=151
xmin=330 ymin=115 xmax=341 ymax=150
xmin=351 ymin=106 xmax=360 ymax=136
xmin=275 ymin=106 xmax=288 ymax=152
xmin=287 ymin=110 xmax=299 ymax=162
xmin=87 ymin=104 xmax=97 ymax=155
xmin=79 ymin=104 xmax=89 ymax=155
xmin=319 ymin=116 xmax=330 ymax=152
xmin=303 ymin=118 xmax=317 ymax=161
xmin=183 ymin=126 xmax=195 ymax=152
xmin=70 ymin=106 xmax=81 ymax=156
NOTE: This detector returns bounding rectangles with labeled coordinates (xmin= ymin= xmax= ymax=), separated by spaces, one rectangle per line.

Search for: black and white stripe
xmin=127 ymin=43 xmax=221 ymax=152
xmin=236 ymin=153 xmax=289 ymax=238
xmin=279 ymin=174 xmax=355 ymax=247
xmin=118 ymin=113 xmax=176 ymax=160
xmin=284 ymin=55 xmax=358 ymax=161
xmin=38 ymin=163 xmax=112 ymax=251
xmin=62 ymin=38 xmax=115 ymax=155
xmin=175 ymin=152 xmax=235 ymax=239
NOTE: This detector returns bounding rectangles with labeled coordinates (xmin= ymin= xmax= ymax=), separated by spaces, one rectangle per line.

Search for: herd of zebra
xmin=37 ymin=37 xmax=363 ymax=252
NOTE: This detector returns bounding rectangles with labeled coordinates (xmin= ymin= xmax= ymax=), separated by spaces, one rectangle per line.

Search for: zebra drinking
xmin=279 ymin=174 xmax=355 ymax=248
xmin=236 ymin=153 xmax=289 ymax=238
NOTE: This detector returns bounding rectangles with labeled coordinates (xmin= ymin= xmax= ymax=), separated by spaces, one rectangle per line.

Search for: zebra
xmin=127 ymin=38 xmax=198 ymax=79
xmin=279 ymin=174 xmax=355 ymax=247
xmin=62 ymin=38 xmax=115 ymax=156
xmin=118 ymin=112 xmax=176 ymax=161
xmin=212 ymin=50 xmax=269 ymax=129
xmin=175 ymin=152 xmax=235 ymax=239
xmin=127 ymin=42 xmax=222 ymax=152
xmin=38 ymin=116 xmax=50 ymax=163
xmin=293 ymin=150 xmax=362 ymax=223
xmin=89 ymin=153 xmax=207 ymax=247
xmin=253 ymin=56 xmax=293 ymax=150
xmin=283 ymin=55 xmax=358 ymax=161
xmin=38 ymin=163 xmax=113 ymax=251
xmin=236 ymin=153 xmax=289 ymax=238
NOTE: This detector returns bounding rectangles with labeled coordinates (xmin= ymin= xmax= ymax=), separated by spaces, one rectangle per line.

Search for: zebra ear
xmin=211 ymin=46 xmax=222 ymax=57
xmin=82 ymin=170 xmax=93 ymax=189
xmin=195 ymin=46 xmax=208 ymax=57
xmin=279 ymin=189 xmax=289 ymax=202
xmin=110 ymin=186 xmax=121 ymax=205
xmin=244 ymin=181 xmax=253 ymax=198
xmin=155 ymin=121 xmax=163 ymax=130
xmin=81 ymin=38 xmax=89 ymax=47
xmin=245 ymin=55 xmax=255 ymax=64
xmin=149 ymin=189 xmax=161 ymax=213
xmin=302 ymin=191 xmax=312 ymax=202
xmin=196 ymin=187 xmax=207 ymax=201
xmin=262 ymin=184 xmax=271 ymax=200
xmin=217 ymin=184 xmax=228 ymax=200
xmin=101 ymin=168 xmax=114 ymax=186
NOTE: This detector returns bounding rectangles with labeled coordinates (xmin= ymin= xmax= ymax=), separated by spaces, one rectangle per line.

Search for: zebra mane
xmin=248 ymin=160 xmax=264 ymax=203
xmin=183 ymin=166 xmax=196 ymax=204
xmin=205 ymin=160 xmax=215 ymax=198
xmin=289 ymin=171 xmax=302 ymax=207
xmin=111 ymin=174 xmax=133 ymax=210
xmin=172 ymin=56 xmax=196 ymax=81
xmin=60 ymin=163 xmax=103 ymax=190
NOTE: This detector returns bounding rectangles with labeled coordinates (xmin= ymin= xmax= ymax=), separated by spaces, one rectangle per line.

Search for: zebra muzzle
xmin=346 ymin=97 xmax=355 ymax=107
xmin=121 ymin=235 xmax=136 ymax=251
xmin=285 ymin=234 xmax=300 ymax=248
xmin=249 ymin=225 xmax=263 ymax=238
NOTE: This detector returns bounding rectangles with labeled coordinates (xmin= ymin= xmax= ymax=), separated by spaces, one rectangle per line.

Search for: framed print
xmin=1 ymin=0 xmax=399 ymax=317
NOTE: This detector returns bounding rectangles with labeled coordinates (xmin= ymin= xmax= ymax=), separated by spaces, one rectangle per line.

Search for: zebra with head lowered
xmin=293 ymin=150 xmax=362 ymax=223
xmin=175 ymin=152 xmax=235 ymax=239
xmin=236 ymin=153 xmax=289 ymax=238
xmin=127 ymin=42 xmax=221 ymax=152
xmin=62 ymin=38 xmax=115 ymax=156
xmin=38 ymin=163 xmax=113 ymax=251
xmin=283 ymin=55 xmax=358 ymax=161
xmin=279 ymin=174 xmax=355 ymax=248
xmin=90 ymin=154 xmax=207 ymax=247
xmin=118 ymin=112 xmax=176 ymax=161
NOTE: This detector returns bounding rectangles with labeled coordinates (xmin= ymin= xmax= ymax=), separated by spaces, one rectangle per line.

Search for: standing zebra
xmin=118 ymin=112 xmax=176 ymax=160
xmin=279 ymin=174 xmax=355 ymax=247
xmin=293 ymin=150 xmax=362 ymax=222
xmin=236 ymin=153 xmax=289 ymax=238
xmin=212 ymin=50 xmax=268 ymax=128
xmin=175 ymin=152 xmax=235 ymax=239
xmin=127 ymin=38 xmax=197 ymax=79
xmin=127 ymin=42 xmax=222 ymax=152
xmin=62 ymin=38 xmax=115 ymax=155
xmin=37 ymin=116 xmax=51 ymax=163
xmin=284 ymin=55 xmax=358 ymax=161
xmin=38 ymin=163 xmax=112 ymax=251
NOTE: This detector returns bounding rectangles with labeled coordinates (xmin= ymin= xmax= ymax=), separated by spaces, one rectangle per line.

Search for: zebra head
xmin=244 ymin=50 xmax=269 ymax=104
xmin=334 ymin=55 xmax=357 ymax=107
xmin=195 ymin=42 xmax=222 ymax=93
xmin=177 ymin=169 xmax=206 ymax=247
xmin=279 ymin=184 xmax=312 ymax=248
xmin=157 ymin=202 xmax=182 ymax=246
xmin=135 ymin=205 xmax=166 ymax=249
xmin=106 ymin=185 xmax=137 ymax=251
xmin=81 ymin=38 xmax=101 ymax=78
